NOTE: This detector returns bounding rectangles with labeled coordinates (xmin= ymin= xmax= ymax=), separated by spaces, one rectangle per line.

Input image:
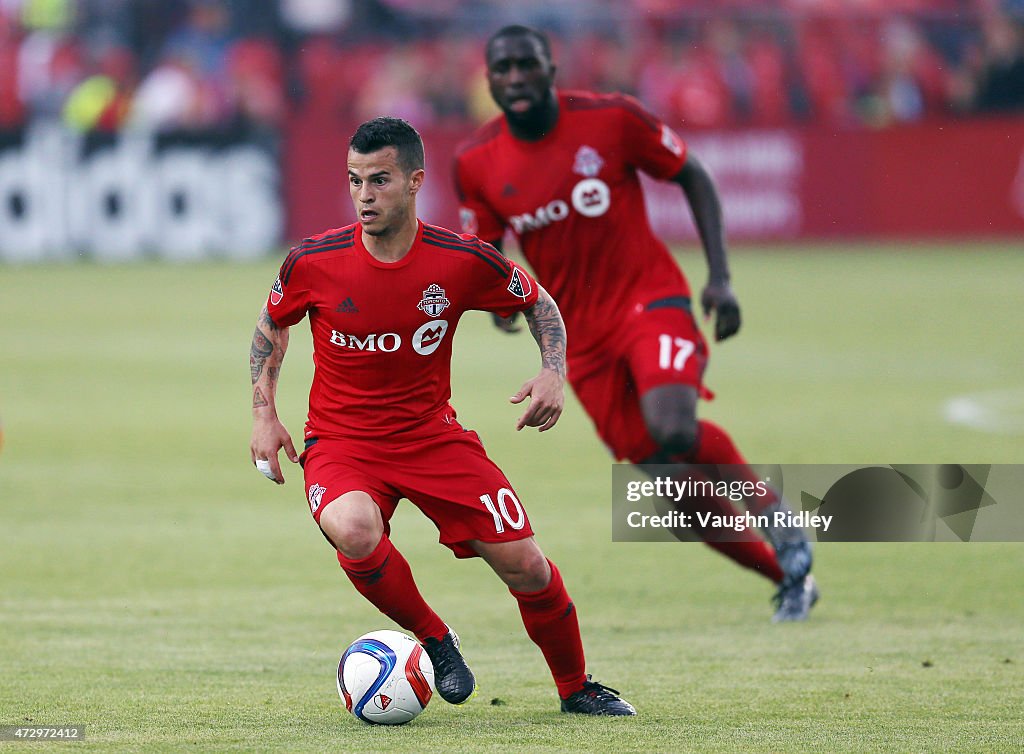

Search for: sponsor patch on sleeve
xmin=507 ymin=267 xmax=532 ymax=299
xmin=270 ymin=276 xmax=283 ymax=306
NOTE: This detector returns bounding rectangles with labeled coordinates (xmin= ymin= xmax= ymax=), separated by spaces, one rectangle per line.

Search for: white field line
xmin=943 ymin=388 xmax=1024 ymax=435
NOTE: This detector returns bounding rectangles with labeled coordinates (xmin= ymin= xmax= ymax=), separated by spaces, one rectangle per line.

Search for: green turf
xmin=1 ymin=244 xmax=1023 ymax=752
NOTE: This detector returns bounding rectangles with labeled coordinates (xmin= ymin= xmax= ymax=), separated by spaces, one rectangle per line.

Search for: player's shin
xmin=509 ymin=560 xmax=587 ymax=699
xmin=335 ymin=535 xmax=448 ymax=643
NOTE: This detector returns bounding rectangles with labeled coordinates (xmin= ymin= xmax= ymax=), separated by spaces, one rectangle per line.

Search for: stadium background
xmin=1 ymin=1 xmax=1023 ymax=751
xmin=1 ymin=0 xmax=1024 ymax=260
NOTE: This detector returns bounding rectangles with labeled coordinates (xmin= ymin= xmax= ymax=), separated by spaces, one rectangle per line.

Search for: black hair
xmin=486 ymin=24 xmax=553 ymax=62
xmin=349 ymin=116 xmax=425 ymax=174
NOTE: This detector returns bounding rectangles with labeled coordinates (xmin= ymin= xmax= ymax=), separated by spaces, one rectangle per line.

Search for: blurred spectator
xmin=20 ymin=0 xmax=73 ymax=32
xmin=0 ymin=11 xmax=26 ymax=127
xmin=226 ymin=36 xmax=285 ymax=127
xmin=974 ymin=12 xmax=1024 ymax=112
xmin=1 ymin=0 xmax=1022 ymax=133
xmin=62 ymin=43 xmax=135 ymax=130
xmin=129 ymin=53 xmax=212 ymax=130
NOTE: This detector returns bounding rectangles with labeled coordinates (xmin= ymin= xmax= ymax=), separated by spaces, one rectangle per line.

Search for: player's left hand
xmin=700 ymin=280 xmax=741 ymax=341
xmin=509 ymin=368 xmax=564 ymax=432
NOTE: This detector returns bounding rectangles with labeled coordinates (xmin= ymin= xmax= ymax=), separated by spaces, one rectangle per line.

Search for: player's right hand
xmin=700 ymin=281 xmax=742 ymax=342
xmin=250 ymin=418 xmax=299 ymax=485
xmin=491 ymin=312 xmax=523 ymax=333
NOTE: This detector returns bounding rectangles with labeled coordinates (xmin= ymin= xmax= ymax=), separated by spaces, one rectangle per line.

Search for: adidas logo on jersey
xmin=335 ymin=297 xmax=359 ymax=313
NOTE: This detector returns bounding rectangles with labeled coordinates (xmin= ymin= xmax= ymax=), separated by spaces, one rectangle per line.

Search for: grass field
xmin=2 ymin=244 xmax=1023 ymax=752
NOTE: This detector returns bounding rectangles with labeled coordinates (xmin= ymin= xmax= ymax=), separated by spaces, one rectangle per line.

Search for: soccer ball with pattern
xmin=337 ymin=630 xmax=434 ymax=725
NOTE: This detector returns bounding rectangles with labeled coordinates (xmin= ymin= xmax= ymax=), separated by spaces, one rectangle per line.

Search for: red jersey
xmin=454 ymin=90 xmax=690 ymax=359
xmin=266 ymin=221 xmax=539 ymax=442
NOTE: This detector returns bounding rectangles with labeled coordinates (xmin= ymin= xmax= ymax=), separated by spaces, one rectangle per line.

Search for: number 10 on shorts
xmin=658 ymin=334 xmax=695 ymax=371
xmin=479 ymin=488 xmax=526 ymax=533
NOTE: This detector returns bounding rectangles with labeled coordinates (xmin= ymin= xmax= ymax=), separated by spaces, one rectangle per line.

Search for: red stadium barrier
xmin=284 ymin=116 xmax=1024 ymax=244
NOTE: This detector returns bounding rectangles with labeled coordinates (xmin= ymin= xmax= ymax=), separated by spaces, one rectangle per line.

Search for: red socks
xmin=340 ymin=543 xmax=588 ymax=699
xmin=669 ymin=420 xmax=784 ymax=582
xmin=510 ymin=560 xmax=587 ymax=699
xmin=336 ymin=536 xmax=448 ymax=643
xmin=705 ymin=540 xmax=784 ymax=582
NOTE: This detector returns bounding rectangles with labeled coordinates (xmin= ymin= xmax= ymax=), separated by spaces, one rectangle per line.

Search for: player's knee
xmin=512 ymin=548 xmax=551 ymax=592
xmin=485 ymin=542 xmax=550 ymax=592
xmin=641 ymin=384 xmax=700 ymax=455
xmin=319 ymin=492 xmax=384 ymax=559
xmin=647 ymin=413 xmax=699 ymax=455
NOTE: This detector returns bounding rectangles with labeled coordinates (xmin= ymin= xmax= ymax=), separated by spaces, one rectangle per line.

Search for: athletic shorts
xmin=570 ymin=298 xmax=710 ymax=463
xmin=300 ymin=421 xmax=534 ymax=559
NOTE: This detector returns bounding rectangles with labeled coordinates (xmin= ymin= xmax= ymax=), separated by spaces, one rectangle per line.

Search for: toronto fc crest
xmin=417 ymin=283 xmax=451 ymax=317
xmin=573 ymin=145 xmax=605 ymax=177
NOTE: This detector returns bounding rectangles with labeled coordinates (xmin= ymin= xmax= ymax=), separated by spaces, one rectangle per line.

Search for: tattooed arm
xmin=249 ymin=306 xmax=298 ymax=483
xmin=509 ymin=285 xmax=567 ymax=432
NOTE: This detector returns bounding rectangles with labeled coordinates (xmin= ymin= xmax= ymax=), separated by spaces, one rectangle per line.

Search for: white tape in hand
xmin=255 ymin=458 xmax=278 ymax=481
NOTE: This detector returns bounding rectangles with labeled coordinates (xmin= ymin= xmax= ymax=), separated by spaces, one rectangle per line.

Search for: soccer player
xmin=453 ymin=25 xmax=818 ymax=621
xmin=248 ymin=117 xmax=635 ymax=716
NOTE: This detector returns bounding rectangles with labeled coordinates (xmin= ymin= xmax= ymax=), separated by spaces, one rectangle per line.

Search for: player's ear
xmin=408 ymin=168 xmax=425 ymax=195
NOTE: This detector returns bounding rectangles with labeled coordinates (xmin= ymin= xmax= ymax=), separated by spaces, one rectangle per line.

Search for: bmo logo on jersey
xmin=571 ymin=178 xmax=611 ymax=218
xmin=328 ymin=320 xmax=449 ymax=356
xmin=412 ymin=319 xmax=449 ymax=356
xmin=329 ymin=330 xmax=402 ymax=352
xmin=509 ymin=199 xmax=570 ymax=234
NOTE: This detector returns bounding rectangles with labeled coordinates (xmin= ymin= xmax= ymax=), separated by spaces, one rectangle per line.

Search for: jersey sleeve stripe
xmin=280 ymin=228 xmax=355 ymax=278
xmin=566 ymin=93 xmax=660 ymax=131
xmin=304 ymin=228 xmax=355 ymax=249
xmin=474 ymin=241 xmax=512 ymax=273
xmin=421 ymin=224 xmax=463 ymax=241
xmin=422 ymin=227 xmax=512 ymax=275
xmin=282 ymin=240 xmax=353 ymax=285
xmin=421 ymin=237 xmax=508 ymax=279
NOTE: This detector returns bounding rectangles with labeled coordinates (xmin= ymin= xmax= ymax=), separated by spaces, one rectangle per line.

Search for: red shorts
xmin=300 ymin=421 xmax=534 ymax=559
xmin=570 ymin=301 xmax=709 ymax=463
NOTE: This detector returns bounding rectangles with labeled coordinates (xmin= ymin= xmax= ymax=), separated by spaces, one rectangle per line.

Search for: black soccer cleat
xmin=560 ymin=676 xmax=637 ymax=716
xmin=772 ymin=573 xmax=820 ymax=623
xmin=422 ymin=629 xmax=476 ymax=705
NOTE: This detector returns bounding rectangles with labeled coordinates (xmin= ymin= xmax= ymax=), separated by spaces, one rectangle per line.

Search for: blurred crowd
xmin=1 ymin=0 xmax=1022 ymax=134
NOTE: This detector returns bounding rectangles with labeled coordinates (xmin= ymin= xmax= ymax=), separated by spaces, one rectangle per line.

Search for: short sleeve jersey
xmin=266 ymin=221 xmax=539 ymax=441
xmin=454 ymin=90 xmax=690 ymax=359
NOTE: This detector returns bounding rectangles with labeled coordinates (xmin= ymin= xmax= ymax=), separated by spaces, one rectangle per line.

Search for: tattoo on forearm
xmin=250 ymin=328 xmax=273 ymax=384
xmin=258 ymin=307 xmax=280 ymax=331
xmin=250 ymin=306 xmax=288 ymax=413
xmin=524 ymin=293 xmax=567 ymax=377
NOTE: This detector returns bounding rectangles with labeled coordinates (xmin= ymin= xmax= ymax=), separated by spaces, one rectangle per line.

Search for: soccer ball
xmin=337 ymin=630 xmax=435 ymax=725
